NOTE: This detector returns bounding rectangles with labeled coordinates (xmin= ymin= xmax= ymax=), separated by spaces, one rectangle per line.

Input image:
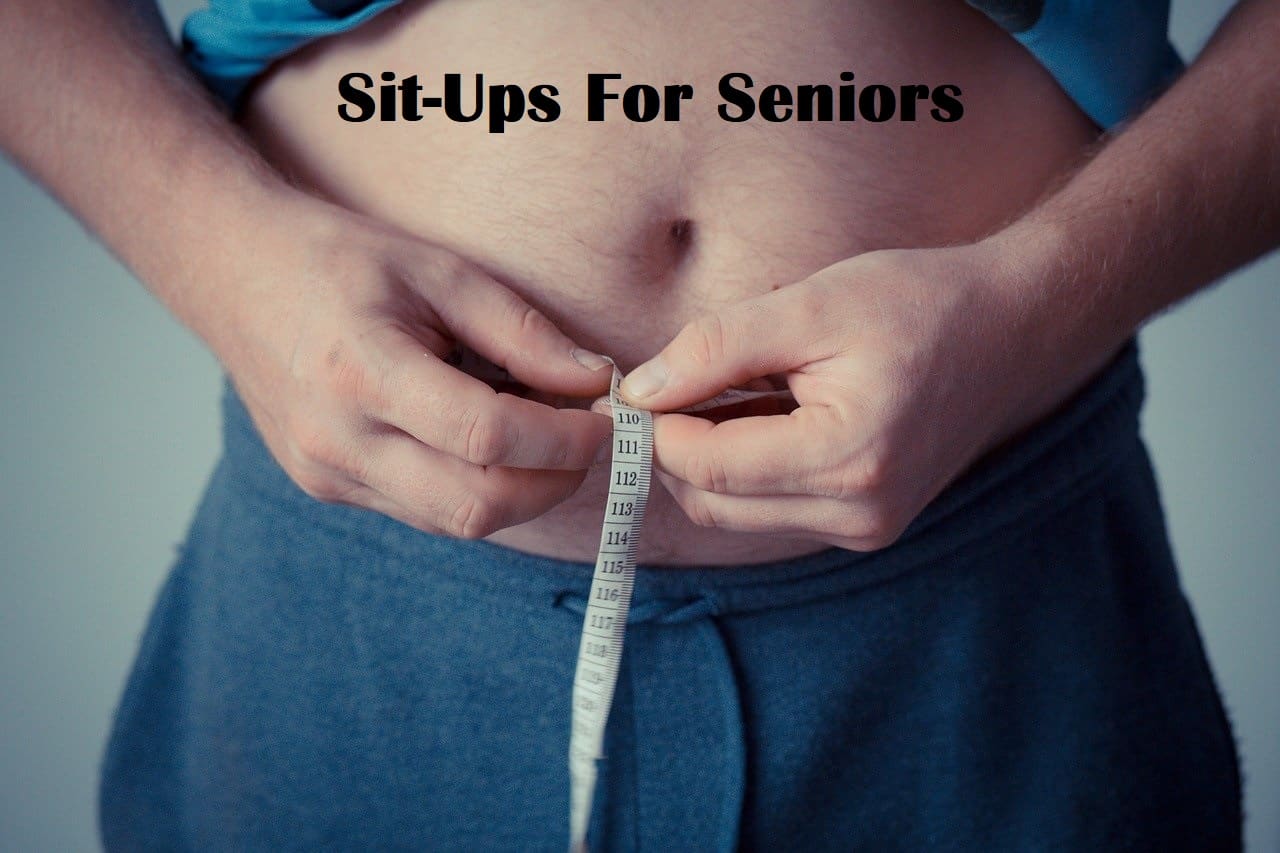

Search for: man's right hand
xmin=214 ymin=198 xmax=615 ymax=538
xmin=0 ymin=0 xmax=615 ymax=539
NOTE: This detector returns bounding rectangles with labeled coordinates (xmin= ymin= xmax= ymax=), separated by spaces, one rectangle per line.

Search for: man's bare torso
xmin=239 ymin=0 xmax=1098 ymax=565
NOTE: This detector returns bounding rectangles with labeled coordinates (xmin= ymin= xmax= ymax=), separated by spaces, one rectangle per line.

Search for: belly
xmin=238 ymin=0 xmax=1099 ymax=566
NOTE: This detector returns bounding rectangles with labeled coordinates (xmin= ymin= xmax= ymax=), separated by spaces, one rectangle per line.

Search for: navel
xmin=668 ymin=217 xmax=695 ymax=248
xmin=628 ymin=214 xmax=699 ymax=286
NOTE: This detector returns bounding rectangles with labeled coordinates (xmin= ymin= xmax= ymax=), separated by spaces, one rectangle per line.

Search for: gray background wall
xmin=1 ymin=0 xmax=1275 ymax=849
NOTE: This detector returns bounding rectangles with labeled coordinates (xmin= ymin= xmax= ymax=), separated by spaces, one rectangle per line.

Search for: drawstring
xmin=698 ymin=614 xmax=746 ymax=853
xmin=554 ymin=591 xmax=745 ymax=852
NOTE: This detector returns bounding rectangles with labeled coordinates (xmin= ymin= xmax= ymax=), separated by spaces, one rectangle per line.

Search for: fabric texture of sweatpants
xmin=98 ymin=338 xmax=1242 ymax=851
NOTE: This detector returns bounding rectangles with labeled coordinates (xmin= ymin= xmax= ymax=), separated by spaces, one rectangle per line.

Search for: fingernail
xmin=571 ymin=348 xmax=612 ymax=371
xmin=594 ymin=438 xmax=612 ymax=464
xmin=621 ymin=359 xmax=667 ymax=400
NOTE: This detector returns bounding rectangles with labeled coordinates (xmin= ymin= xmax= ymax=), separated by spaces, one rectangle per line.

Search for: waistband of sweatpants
xmin=218 ymin=338 xmax=1146 ymax=619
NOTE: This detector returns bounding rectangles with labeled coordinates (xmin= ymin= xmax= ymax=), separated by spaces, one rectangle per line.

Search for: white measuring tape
xmin=567 ymin=359 xmax=794 ymax=852
xmin=449 ymin=346 xmax=792 ymax=851
xmin=568 ymin=361 xmax=653 ymax=853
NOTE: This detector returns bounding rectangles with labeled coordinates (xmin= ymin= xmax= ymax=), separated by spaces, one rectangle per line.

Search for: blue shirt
xmin=181 ymin=0 xmax=1184 ymax=129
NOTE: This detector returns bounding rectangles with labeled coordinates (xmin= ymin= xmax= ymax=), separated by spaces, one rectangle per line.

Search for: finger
xmin=358 ymin=428 xmax=589 ymax=538
xmin=650 ymin=406 xmax=854 ymax=498
xmin=368 ymin=324 xmax=612 ymax=470
xmin=418 ymin=256 xmax=614 ymax=397
xmin=654 ymin=470 xmax=891 ymax=551
xmin=618 ymin=284 xmax=838 ymax=410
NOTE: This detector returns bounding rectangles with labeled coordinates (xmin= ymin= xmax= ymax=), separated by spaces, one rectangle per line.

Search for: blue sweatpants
xmin=99 ymin=340 xmax=1241 ymax=851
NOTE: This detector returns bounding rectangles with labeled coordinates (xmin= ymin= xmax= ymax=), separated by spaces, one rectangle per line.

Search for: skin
xmin=229 ymin=0 xmax=1105 ymax=565
xmin=0 ymin=0 xmax=618 ymax=541
xmin=614 ymin=1 xmax=1280 ymax=550
xmin=1 ymin=0 xmax=1276 ymax=560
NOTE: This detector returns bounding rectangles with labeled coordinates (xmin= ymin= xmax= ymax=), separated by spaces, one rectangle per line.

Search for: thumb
xmin=619 ymin=290 xmax=813 ymax=410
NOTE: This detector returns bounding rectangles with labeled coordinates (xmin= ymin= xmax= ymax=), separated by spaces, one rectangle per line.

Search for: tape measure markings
xmin=568 ymin=360 xmax=653 ymax=853
xmin=565 ymin=359 xmax=799 ymax=852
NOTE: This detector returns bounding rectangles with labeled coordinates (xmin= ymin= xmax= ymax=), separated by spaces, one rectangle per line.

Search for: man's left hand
xmin=617 ymin=243 xmax=1110 ymax=550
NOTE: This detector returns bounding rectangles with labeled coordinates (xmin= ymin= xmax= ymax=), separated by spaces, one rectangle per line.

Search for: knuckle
xmin=684 ymin=451 xmax=731 ymax=494
xmin=538 ymin=427 xmax=572 ymax=470
xmin=834 ymin=444 xmax=892 ymax=500
xmin=794 ymin=284 xmax=831 ymax=323
xmin=302 ymin=327 xmax=392 ymax=415
xmin=320 ymin=339 xmax=358 ymax=394
xmin=455 ymin=405 xmax=510 ymax=466
xmin=511 ymin=300 xmax=554 ymax=342
xmin=681 ymin=314 xmax=730 ymax=370
xmin=357 ymin=338 xmax=398 ymax=412
xmin=445 ymin=493 xmax=499 ymax=539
